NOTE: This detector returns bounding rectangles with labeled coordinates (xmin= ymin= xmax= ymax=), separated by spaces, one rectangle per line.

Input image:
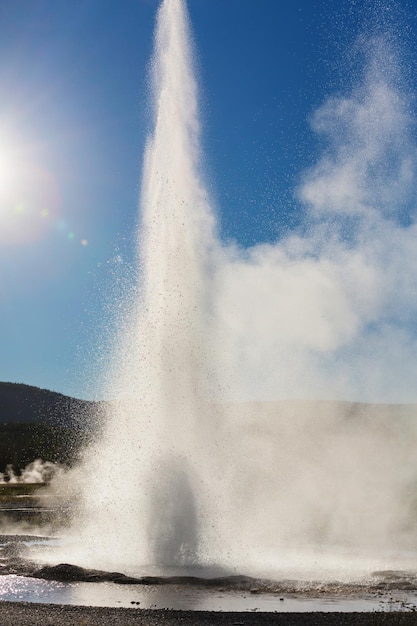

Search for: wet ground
xmin=3 ymin=602 xmax=417 ymax=626
xmin=0 ymin=535 xmax=417 ymax=613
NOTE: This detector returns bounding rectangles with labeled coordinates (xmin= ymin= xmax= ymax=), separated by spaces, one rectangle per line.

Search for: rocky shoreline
xmin=0 ymin=603 xmax=416 ymax=626
xmin=1 ymin=536 xmax=417 ymax=621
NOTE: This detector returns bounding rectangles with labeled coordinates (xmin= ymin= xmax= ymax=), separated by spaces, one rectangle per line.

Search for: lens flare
xmin=0 ymin=154 xmax=60 ymax=245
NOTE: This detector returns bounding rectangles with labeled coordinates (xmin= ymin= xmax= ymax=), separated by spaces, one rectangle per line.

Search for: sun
xmin=0 ymin=138 xmax=60 ymax=245
xmin=0 ymin=148 xmax=20 ymax=201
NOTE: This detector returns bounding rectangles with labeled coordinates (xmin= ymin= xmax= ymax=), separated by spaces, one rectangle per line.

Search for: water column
xmin=72 ymin=0 xmax=219 ymax=572
xmin=137 ymin=0 xmax=217 ymax=565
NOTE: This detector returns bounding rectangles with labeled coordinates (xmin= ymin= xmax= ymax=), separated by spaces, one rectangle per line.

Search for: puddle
xmin=0 ymin=574 xmax=415 ymax=611
xmin=0 ymin=535 xmax=416 ymax=612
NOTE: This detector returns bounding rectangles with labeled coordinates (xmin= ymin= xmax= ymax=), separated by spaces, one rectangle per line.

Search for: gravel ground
xmin=0 ymin=604 xmax=416 ymax=626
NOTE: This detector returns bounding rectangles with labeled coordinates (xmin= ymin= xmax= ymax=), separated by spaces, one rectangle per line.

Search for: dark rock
xmin=35 ymin=563 xmax=117 ymax=582
xmin=33 ymin=563 xmax=149 ymax=584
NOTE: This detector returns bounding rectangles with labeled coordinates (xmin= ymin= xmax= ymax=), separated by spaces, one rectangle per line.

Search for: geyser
xmin=69 ymin=0 xmax=221 ymax=573
xmin=59 ymin=0 xmax=417 ymax=582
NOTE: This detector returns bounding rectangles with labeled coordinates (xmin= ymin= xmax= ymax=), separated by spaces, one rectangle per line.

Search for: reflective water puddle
xmin=1 ymin=534 xmax=417 ymax=612
xmin=0 ymin=575 xmax=416 ymax=612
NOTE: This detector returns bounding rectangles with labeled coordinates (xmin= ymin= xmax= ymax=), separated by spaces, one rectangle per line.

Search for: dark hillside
xmin=0 ymin=423 xmax=85 ymax=471
xmin=0 ymin=383 xmax=104 ymax=473
xmin=0 ymin=382 xmax=101 ymax=428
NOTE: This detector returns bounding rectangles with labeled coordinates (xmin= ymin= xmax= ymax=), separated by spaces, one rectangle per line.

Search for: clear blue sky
xmin=0 ymin=0 xmax=416 ymax=400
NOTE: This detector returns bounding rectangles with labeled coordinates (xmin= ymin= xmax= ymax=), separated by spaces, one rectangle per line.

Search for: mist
xmin=51 ymin=0 xmax=417 ymax=583
xmin=0 ymin=460 xmax=63 ymax=484
xmin=215 ymin=34 xmax=417 ymax=405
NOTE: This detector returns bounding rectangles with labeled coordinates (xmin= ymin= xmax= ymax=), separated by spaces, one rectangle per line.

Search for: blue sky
xmin=0 ymin=0 xmax=416 ymax=400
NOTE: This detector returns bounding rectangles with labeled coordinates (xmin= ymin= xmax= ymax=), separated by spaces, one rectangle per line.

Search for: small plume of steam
xmin=0 ymin=460 xmax=64 ymax=484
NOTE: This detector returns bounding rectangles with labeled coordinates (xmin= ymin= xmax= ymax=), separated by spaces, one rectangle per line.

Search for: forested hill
xmin=0 ymin=382 xmax=101 ymax=429
xmin=0 ymin=383 xmax=105 ymax=471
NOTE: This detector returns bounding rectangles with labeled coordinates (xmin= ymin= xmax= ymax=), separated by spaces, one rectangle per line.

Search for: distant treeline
xmin=0 ymin=382 xmax=104 ymax=472
xmin=0 ymin=423 xmax=88 ymax=472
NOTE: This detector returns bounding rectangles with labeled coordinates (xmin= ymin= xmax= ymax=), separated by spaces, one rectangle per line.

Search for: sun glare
xmin=0 ymin=131 xmax=88 ymax=247
xmin=0 ymin=150 xmax=19 ymax=200
xmin=0 ymin=137 xmax=60 ymax=245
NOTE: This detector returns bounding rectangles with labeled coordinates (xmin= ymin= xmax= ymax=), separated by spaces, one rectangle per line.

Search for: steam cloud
xmin=55 ymin=0 xmax=417 ymax=582
xmin=0 ymin=459 xmax=63 ymax=484
xmin=216 ymin=35 xmax=417 ymax=404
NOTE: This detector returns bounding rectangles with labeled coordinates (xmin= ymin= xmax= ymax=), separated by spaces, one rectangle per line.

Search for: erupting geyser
xmin=69 ymin=0 xmax=222 ymax=573
xmin=58 ymin=0 xmax=417 ymax=582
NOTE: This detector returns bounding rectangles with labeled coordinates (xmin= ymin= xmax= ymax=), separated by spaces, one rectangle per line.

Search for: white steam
xmin=55 ymin=1 xmax=417 ymax=582
xmin=217 ymin=36 xmax=417 ymax=404
xmin=0 ymin=459 xmax=63 ymax=484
